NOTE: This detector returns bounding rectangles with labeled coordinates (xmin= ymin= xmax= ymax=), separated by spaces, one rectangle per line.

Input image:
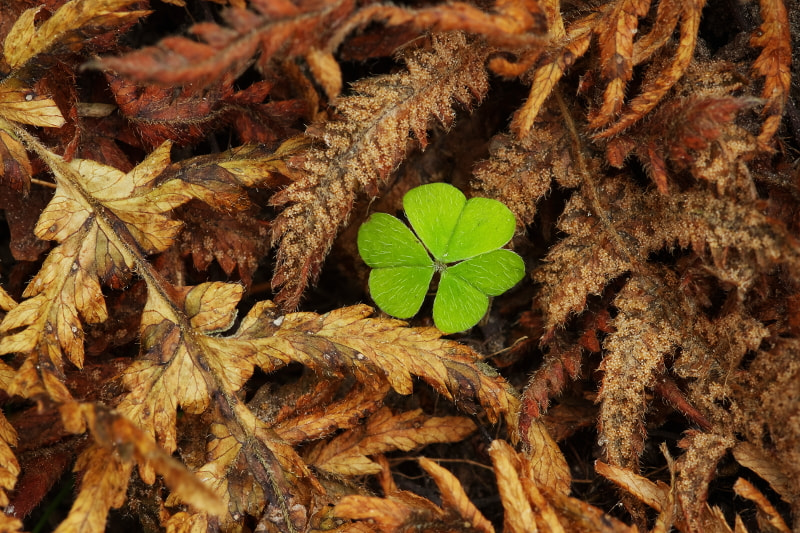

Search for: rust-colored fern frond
xmin=593 ymin=0 xmax=705 ymax=138
xmin=586 ymin=0 xmax=651 ymax=129
xmin=750 ymin=0 xmax=792 ymax=146
xmin=91 ymin=0 xmax=352 ymax=87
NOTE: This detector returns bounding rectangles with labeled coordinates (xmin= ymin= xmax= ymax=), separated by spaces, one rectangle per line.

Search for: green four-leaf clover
xmin=357 ymin=183 xmax=525 ymax=333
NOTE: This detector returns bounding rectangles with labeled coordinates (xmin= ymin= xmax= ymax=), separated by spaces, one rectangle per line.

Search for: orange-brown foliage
xmin=0 ymin=0 xmax=798 ymax=531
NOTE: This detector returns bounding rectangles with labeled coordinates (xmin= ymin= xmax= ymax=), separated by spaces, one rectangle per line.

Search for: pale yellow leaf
xmin=34 ymin=186 xmax=93 ymax=243
xmin=0 ymin=78 xmax=64 ymax=127
xmin=184 ymin=282 xmax=243 ymax=333
xmin=190 ymin=422 xmax=239 ymax=515
xmin=119 ymin=280 xmax=248 ymax=454
xmin=0 ymin=140 xmax=197 ymax=388
xmin=0 ymin=296 xmax=43 ymax=352
xmin=128 ymin=139 xmax=173 ymax=188
xmin=35 ymin=140 xmax=186 ymax=255
xmin=490 ymin=439 xmax=537 ymax=533
xmin=120 ymin=343 xmax=206 ymax=453
xmin=0 ymin=231 xmax=106 ymax=369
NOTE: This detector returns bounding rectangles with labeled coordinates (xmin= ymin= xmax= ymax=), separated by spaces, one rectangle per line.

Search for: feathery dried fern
xmin=0 ymin=0 xmax=798 ymax=531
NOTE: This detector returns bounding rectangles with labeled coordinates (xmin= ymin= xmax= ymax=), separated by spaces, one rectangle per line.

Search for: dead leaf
xmin=750 ymin=0 xmax=791 ymax=146
xmin=0 ymin=78 xmax=64 ymax=128
xmin=53 ymin=444 xmax=133 ymax=533
xmin=733 ymin=478 xmax=791 ymax=533
xmin=3 ymin=0 xmax=149 ymax=70
xmin=418 ymin=457 xmax=495 ymax=533
xmin=490 ymin=439 xmax=538 ymax=533
xmin=304 ymin=408 xmax=476 ymax=476
xmin=0 ymin=410 xmax=19 ymax=508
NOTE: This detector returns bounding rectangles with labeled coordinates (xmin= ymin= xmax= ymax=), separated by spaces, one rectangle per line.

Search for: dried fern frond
xmin=270 ymin=32 xmax=489 ymax=310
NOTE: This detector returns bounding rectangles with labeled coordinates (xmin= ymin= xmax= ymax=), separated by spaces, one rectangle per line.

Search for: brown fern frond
xmin=604 ymin=58 xmax=755 ymax=194
xmin=677 ymin=298 xmax=800 ymax=519
xmin=327 ymin=0 xmax=547 ymax=53
xmin=598 ymin=269 xmax=686 ymax=471
xmin=595 ymin=0 xmax=705 ymax=138
xmin=520 ymin=306 xmax=609 ymax=428
xmin=536 ymin=173 xmax=798 ymax=481
xmin=535 ymin=178 xmax=800 ymax=334
xmin=587 ymin=0 xmax=651 ymax=129
xmin=506 ymin=14 xmax=596 ymax=137
xmin=497 ymin=0 xmax=704 ymax=139
xmin=631 ymin=0 xmax=682 ymax=64
xmin=674 ymin=432 xmax=736 ymax=531
xmin=534 ymin=178 xmax=642 ymax=334
xmin=472 ymin=123 xmax=571 ymax=226
xmin=732 ymin=339 xmax=800 ymax=515
xmin=90 ymin=0 xmax=353 ymax=86
xmin=91 ymin=0 xmax=544 ymax=95
xmin=270 ymin=33 xmax=489 ymax=310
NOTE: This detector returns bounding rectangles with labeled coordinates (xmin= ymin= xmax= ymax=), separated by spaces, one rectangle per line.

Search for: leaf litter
xmin=0 ymin=0 xmax=798 ymax=531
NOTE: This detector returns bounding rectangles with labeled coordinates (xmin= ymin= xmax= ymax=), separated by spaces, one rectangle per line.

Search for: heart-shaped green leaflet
xmin=357 ymin=213 xmax=433 ymax=318
xmin=357 ymin=183 xmax=525 ymax=333
xmin=403 ymin=184 xmax=517 ymax=262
